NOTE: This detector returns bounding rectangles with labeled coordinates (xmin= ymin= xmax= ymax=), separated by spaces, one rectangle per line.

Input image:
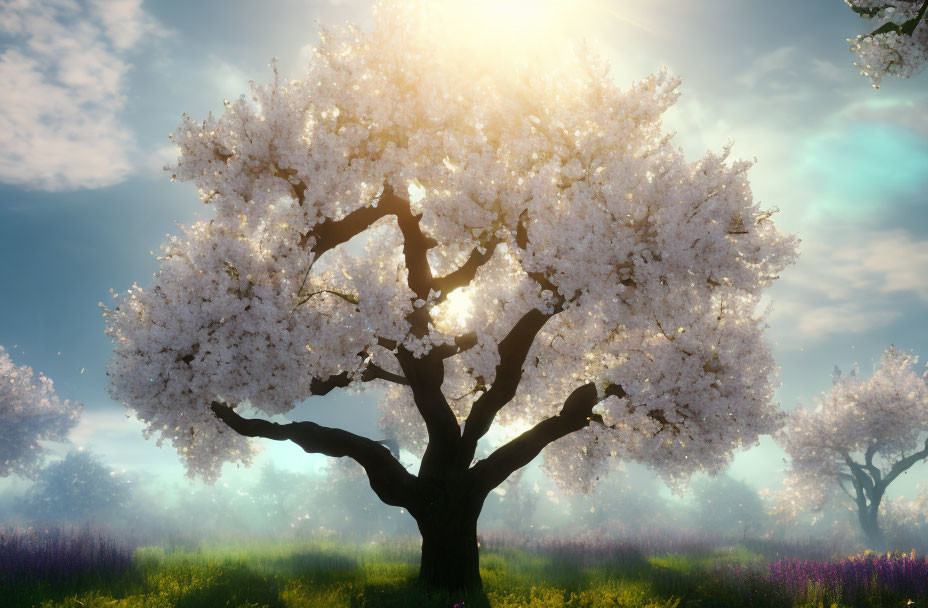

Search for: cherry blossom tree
xmin=846 ymin=0 xmax=928 ymax=87
xmin=103 ymin=3 xmax=795 ymax=591
xmin=0 ymin=346 xmax=81 ymax=478
xmin=777 ymin=347 xmax=928 ymax=549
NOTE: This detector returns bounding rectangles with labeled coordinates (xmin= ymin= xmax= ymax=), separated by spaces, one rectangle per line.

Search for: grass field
xmin=2 ymin=530 xmax=927 ymax=608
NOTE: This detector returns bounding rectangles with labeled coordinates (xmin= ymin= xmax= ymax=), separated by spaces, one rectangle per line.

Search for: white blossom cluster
xmin=105 ymin=2 xmax=795 ymax=488
xmin=0 ymin=346 xmax=81 ymax=478
xmin=776 ymin=347 xmax=928 ymax=513
xmin=847 ymin=0 xmax=928 ymax=86
xmin=881 ymin=486 xmax=928 ymax=531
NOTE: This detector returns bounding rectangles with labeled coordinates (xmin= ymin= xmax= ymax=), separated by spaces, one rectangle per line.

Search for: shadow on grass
xmin=348 ymin=578 xmax=491 ymax=608
xmin=261 ymin=548 xmax=360 ymax=577
xmin=170 ymin=563 xmax=285 ymax=608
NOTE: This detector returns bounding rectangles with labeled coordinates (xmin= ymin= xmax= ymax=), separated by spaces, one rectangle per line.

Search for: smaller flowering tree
xmin=846 ymin=0 xmax=928 ymax=87
xmin=777 ymin=347 xmax=928 ymax=548
xmin=0 ymin=346 xmax=82 ymax=478
xmin=22 ymin=450 xmax=132 ymax=525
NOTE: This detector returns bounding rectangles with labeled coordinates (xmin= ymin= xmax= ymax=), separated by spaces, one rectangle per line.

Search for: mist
xmin=4 ymin=446 xmax=927 ymax=557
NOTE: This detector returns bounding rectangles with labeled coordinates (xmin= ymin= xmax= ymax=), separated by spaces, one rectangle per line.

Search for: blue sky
xmin=1 ymin=0 xmax=927 ymax=501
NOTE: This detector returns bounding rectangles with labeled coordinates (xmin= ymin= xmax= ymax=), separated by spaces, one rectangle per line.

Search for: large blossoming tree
xmin=777 ymin=347 xmax=928 ymax=549
xmin=104 ymin=3 xmax=795 ymax=591
xmin=0 ymin=346 xmax=82 ymax=478
xmin=847 ymin=0 xmax=928 ymax=86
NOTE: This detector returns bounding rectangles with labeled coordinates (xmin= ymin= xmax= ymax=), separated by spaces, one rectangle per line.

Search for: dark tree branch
xmin=210 ymin=402 xmax=416 ymax=507
xmin=883 ymin=438 xmax=928 ymax=486
xmin=388 ymin=187 xmax=438 ymax=303
xmin=850 ymin=475 xmax=868 ymax=515
xmin=837 ymin=472 xmax=857 ymax=501
xmin=469 ymin=382 xmax=600 ymax=494
xmin=308 ymin=363 xmax=409 ymax=396
xmin=844 ymin=455 xmax=877 ymax=499
xmin=458 ymin=308 xmax=557 ymax=467
xmin=364 ymin=363 xmax=410 ymax=386
xmin=451 ymin=209 xmax=582 ymax=468
xmin=430 ymin=333 xmax=479 ymax=360
xmin=394 ymin=347 xmax=461 ymax=478
xmin=432 ymin=238 xmax=500 ymax=304
xmin=300 ymin=188 xmax=400 ymax=256
xmin=864 ymin=442 xmax=882 ymax=483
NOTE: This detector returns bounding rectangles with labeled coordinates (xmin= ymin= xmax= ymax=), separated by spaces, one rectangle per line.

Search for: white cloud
xmin=771 ymin=226 xmax=928 ymax=341
xmin=838 ymin=96 xmax=928 ymax=138
xmin=737 ymin=46 xmax=798 ymax=89
xmin=147 ymin=143 xmax=180 ymax=177
xmin=0 ymin=0 xmax=165 ymax=191
xmin=90 ymin=0 xmax=166 ymax=51
xmin=205 ymin=55 xmax=252 ymax=100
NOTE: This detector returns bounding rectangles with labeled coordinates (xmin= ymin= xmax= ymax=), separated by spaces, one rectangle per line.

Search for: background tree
xmin=777 ymin=347 xmax=928 ymax=549
xmin=879 ymin=485 xmax=928 ymax=552
xmin=313 ymin=457 xmax=417 ymax=538
xmin=480 ymin=468 xmax=541 ymax=534
xmin=556 ymin=464 xmax=672 ymax=536
xmin=0 ymin=345 xmax=81 ymax=479
xmin=103 ymin=3 xmax=795 ymax=592
xmin=689 ymin=474 xmax=767 ymax=538
xmin=846 ymin=0 xmax=928 ymax=86
xmin=21 ymin=450 xmax=131 ymax=526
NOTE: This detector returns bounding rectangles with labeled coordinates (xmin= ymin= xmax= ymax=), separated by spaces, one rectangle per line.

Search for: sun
xmin=426 ymin=0 xmax=653 ymax=43
xmin=410 ymin=0 xmax=655 ymax=80
xmin=434 ymin=287 xmax=473 ymax=332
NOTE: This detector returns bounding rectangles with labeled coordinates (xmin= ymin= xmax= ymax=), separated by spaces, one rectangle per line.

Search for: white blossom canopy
xmin=0 ymin=346 xmax=82 ymax=478
xmin=847 ymin=0 xmax=928 ymax=87
xmin=104 ymin=3 xmax=795 ymax=491
xmin=777 ymin=347 xmax=928 ymax=515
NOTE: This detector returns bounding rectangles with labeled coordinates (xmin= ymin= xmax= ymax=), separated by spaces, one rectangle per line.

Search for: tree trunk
xmin=412 ymin=485 xmax=484 ymax=593
xmin=858 ymin=503 xmax=885 ymax=551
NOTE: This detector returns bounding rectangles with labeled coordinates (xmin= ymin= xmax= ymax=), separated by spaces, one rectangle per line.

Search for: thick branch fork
xmin=469 ymin=382 xmax=602 ymax=494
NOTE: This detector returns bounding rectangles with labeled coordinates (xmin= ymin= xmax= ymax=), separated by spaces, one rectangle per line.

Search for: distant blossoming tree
xmin=777 ymin=347 xmax=928 ymax=549
xmin=22 ymin=450 xmax=132 ymax=525
xmin=0 ymin=346 xmax=81 ymax=478
xmin=104 ymin=3 xmax=795 ymax=591
xmin=846 ymin=0 xmax=928 ymax=86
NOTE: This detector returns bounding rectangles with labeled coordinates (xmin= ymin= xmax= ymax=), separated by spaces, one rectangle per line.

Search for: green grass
xmin=0 ymin=539 xmax=866 ymax=608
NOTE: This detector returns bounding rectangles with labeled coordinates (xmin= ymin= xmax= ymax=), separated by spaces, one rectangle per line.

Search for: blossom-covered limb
xmin=847 ymin=0 xmax=928 ymax=85
xmin=469 ymin=382 xmax=600 ymax=494
xmin=515 ymin=210 xmax=572 ymax=302
xmin=210 ymin=401 xmax=416 ymax=506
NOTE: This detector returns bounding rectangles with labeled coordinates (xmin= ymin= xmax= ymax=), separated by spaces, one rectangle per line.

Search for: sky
xmin=1 ymin=0 xmax=927 ymax=504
